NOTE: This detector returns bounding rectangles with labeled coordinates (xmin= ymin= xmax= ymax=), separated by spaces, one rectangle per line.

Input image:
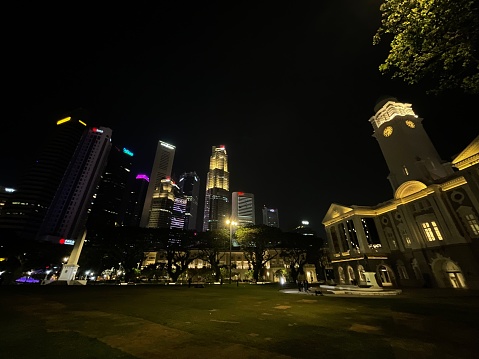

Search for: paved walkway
xmin=280 ymin=284 xmax=479 ymax=298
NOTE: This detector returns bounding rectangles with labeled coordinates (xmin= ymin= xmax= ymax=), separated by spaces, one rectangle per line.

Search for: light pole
xmin=226 ymin=219 xmax=237 ymax=284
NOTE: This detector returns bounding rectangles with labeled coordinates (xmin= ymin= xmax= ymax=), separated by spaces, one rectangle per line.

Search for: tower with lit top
xmin=203 ymin=145 xmax=230 ymax=231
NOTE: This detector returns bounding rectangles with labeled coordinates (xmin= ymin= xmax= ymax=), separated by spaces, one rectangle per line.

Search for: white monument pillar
xmin=58 ymin=230 xmax=87 ymax=283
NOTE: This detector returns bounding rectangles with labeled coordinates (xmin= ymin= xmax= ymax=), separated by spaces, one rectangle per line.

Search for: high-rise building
xmin=178 ymin=172 xmax=200 ymax=231
xmin=203 ymin=145 xmax=230 ymax=231
xmin=0 ymin=109 xmax=89 ymax=241
xmin=232 ymin=192 xmax=255 ymax=227
xmin=37 ymin=126 xmax=113 ymax=244
xmin=145 ymin=177 xmax=181 ymax=229
xmin=123 ymin=173 xmax=149 ymax=227
xmin=140 ymin=140 xmax=176 ymax=227
xmin=0 ymin=186 xmax=16 ymax=217
xmin=86 ymin=145 xmax=135 ymax=231
xmin=262 ymin=206 xmax=279 ymax=228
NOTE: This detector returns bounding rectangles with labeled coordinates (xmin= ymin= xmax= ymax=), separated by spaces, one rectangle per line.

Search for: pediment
xmin=452 ymin=134 xmax=479 ymax=170
xmin=322 ymin=203 xmax=353 ymax=223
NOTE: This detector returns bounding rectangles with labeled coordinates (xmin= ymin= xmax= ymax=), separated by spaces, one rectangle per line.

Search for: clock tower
xmin=369 ymin=96 xmax=454 ymax=193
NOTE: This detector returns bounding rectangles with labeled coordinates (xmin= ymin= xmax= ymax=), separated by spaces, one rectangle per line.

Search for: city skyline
xmin=2 ymin=2 xmax=478 ymax=236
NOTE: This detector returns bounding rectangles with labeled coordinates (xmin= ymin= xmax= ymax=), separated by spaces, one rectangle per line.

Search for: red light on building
xmin=59 ymin=238 xmax=65 ymax=244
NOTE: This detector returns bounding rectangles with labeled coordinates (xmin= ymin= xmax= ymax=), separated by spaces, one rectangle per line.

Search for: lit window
xmin=421 ymin=221 xmax=443 ymax=241
xmin=465 ymin=214 xmax=479 ymax=236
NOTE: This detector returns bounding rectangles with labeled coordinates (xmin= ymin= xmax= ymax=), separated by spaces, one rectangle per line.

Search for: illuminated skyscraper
xmin=140 ymin=140 xmax=176 ymax=227
xmin=232 ymin=192 xmax=255 ymax=227
xmin=203 ymin=145 xmax=230 ymax=231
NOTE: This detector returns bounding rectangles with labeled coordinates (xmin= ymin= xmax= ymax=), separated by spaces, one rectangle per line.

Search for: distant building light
xmin=136 ymin=174 xmax=149 ymax=182
xmin=123 ymin=148 xmax=134 ymax=156
xmin=92 ymin=127 xmax=103 ymax=133
xmin=302 ymin=220 xmax=309 ymax=226
xmin=5 ymin=188 xmax=16 ymax=193
xmin=56 ymin=117 xmax=72 ymax=125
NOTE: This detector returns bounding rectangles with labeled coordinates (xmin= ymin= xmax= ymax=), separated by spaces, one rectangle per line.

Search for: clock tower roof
xmin=374 ymin=95 xmax=397 ymax=112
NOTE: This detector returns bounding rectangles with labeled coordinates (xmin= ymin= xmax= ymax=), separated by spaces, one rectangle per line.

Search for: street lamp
xmin=226 ymin=219 xmax=237 ymax=284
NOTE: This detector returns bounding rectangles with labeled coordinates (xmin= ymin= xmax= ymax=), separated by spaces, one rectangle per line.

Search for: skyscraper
xmin=203 ymin=145 xmax=230 ymax=231
xmin=123 ymin=173 xmax=149 ymax=227
xmin=262 ymin=206 xmax=279 ymax=228
xmin=145 ymin=177 xmax=181 ymax=229
xmin=0 ymin=109 xmax=89 ymax=241
xmin=37 ymin=126 xmax=113 ymax=243
xmin=86 ymin=145 xmax=135 ymax=232
xmin=178 ymin=171 xmax=200 ymax=231
xmin=232 ymin=192 xmax=255 ymax=227
xmin=140 ymin=140 xmax=176 ymax=227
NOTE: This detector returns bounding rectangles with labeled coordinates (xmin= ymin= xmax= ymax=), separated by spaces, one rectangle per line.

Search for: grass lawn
xmin=1 ymin=283 xmax=478 ymax=359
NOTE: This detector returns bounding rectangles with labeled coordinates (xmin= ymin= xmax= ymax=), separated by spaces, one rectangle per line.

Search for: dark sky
xmin=2 ymin=2 xmax=478 ymax=237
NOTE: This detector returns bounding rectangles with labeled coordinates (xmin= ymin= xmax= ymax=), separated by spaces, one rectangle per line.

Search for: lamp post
xmin=226 ymin=219 xmax=237 ymax=284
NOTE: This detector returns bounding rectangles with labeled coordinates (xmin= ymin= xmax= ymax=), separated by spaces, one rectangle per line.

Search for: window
xmin=465 ymin=214 xmax=479 ymax=235
xmin=396 ymin=261 xmax=409 ymax=280
xmin=421 ymin=221 xmax=443 ymax=241
xmin=385 ymin=227 xmax=398 ymax=250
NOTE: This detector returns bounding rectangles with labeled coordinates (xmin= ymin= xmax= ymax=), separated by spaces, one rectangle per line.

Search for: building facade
xmin=140 ymin=140 xmax=176 ymax=227
xmin=232 ymin=192 xmax=255 ymax=227
xmin=123 ymin=173 xmax=149 ymax=227
xmin=37 ymin=126 xmax=112 ymax=244
xmin=203 ymin=145 xmax=230 ymax=231
xmin=262 ymin=206 xmax=280 ymax=228
xmin=178 ymin=172 xmax=200 ymax=231
xmin=322 ymin=97 xmax=479 ymax=290
xmin=86 ymin=145 xmax=135 ymax=231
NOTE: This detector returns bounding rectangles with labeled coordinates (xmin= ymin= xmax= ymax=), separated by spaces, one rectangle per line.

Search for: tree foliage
xmin=373 ymin=0 xmax=479 ymax=94
xmin=235 ymin=225 xmax=282 ymax=282
xmin=196 ymin=229 xmax=228 ymax=282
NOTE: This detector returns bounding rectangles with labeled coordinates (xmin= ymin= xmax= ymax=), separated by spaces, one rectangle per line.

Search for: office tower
xmin=178 ymin=171 xmax=200 ymax=231
xmin=123 ymin=173 xmax=149 ymax=227
xmin=145 ymin=177 xmax=181 ymax=229
xmin=262 ymin=206 xmax=279 ymax=228
xmin=37 ymin=126 xmax=112 ymax=244
xmin=0 ymin=109 xmax=89 ymax=241
xmin=203 ymin=145 xmax=230 ymax=231
xmin=140 ymin=141 xmax=176 ymax=227
xmin=86 ymin=146 xmax=135 ymax=232
xmin=170 ymin=196 xmax=187 ymax=230
xmin=370 ymin=96 xmax=454 ymax=192
xmin=0 ymin=186 xmax=16 ymax=217
xmin=232 ymin=192 xmax=255 ymax=227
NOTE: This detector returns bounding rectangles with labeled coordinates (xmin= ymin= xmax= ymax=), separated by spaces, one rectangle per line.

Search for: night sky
xmin=2 ymin=2 xmax=478 ymax=237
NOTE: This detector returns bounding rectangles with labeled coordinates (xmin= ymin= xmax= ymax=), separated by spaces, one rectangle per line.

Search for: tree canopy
xmin=373 ymin=0 xmax=479 ymax=94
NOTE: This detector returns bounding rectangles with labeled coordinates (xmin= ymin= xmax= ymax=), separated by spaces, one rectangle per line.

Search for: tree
xmin=279 ymin=232 xmax=310 ymax=283
xmin=159 ymin=229 xmax=199 ymax=282
xmin=196 ymin=229 xmax=228 ymax=282
xmin=235 ymin=225 xmax=281 ymax=282
xmin=373 ymin=0 xmax=479 ymax=94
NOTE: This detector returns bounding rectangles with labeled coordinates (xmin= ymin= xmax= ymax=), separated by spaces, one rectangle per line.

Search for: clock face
xmin=383 ymin=126 xmax=393 ymax=137
xmin=405 ymin=120 xmax=415 ymax=128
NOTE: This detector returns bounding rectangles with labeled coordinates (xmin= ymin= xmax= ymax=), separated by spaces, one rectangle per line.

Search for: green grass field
xmin=1 ymin=283 xmax=478 ymax=359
